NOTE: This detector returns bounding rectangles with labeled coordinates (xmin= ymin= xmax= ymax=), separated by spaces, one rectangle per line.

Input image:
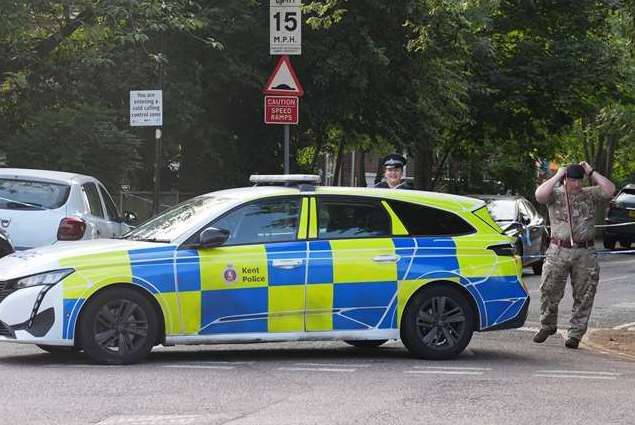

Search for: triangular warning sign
xmin=263 ymin=55 xmax=304 ymax=97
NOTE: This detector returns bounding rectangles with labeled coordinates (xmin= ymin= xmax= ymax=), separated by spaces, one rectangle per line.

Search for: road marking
xmin=162 ymin=365 xmax=235 ymax=370
xmin=601 ymin=276 xmax=633 ymax=283
xmin=405 ymin=370 xmax=484 ymax=376
xmin=294 ymin=362 xmax=371 ymax=368
xmin=518 ymin=326 xmax=567 ymax=338
xmin=96 ymin=415 xmax=233 ymax=424
xmin=613 ymin=322 xmax=635 ymax=330
xmin=611 ymin=302 xmax=635 ymax=309
xmin=533 ymin=374 xmax=616 ymax=380
xmin=413 ymin=366 xmax=492 ymax=371
xmin=45 ymin=365 xmax=124 ymax=369
xmin=277 ymin=367 xmax=356 ymax=373
xmin=535 ymin=370 xmax=621 ymax=376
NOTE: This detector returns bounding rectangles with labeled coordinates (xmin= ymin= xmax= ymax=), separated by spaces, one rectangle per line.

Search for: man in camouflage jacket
xmin=533 ymin=162 xmax=615 ymax=349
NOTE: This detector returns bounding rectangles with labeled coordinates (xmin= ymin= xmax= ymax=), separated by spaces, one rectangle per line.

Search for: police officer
xmin=375 ymin=154 xmax=412 ymax=189
xmin=533 ymin=162 xmax=615 ymax=348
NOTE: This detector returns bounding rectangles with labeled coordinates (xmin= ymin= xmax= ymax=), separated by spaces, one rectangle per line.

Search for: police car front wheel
xmin=401 ymin=286 xmax=474 ymax=360
xmin=78 ymin=287 xmax=159 ymax=365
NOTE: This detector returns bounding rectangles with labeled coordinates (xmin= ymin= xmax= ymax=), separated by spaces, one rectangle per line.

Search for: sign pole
xmin=268 ymin=0 xmax=302 ymax=174
xmin=152 ymin=128 xmax=162 ymax=215
xmin=284 ymin=124 xmax=290 ymax=174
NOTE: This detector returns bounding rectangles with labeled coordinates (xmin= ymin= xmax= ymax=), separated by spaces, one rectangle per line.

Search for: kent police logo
xmin=224 ymin=264 xmax=237 ymax=284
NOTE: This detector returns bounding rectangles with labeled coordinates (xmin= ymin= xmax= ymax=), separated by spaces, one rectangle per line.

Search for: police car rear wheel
xmin=401 ymin=286 xmax=474 ymax=360
xmin=344 ymin=340 xmax=388 ymax=348
xmin=79 ymin=287 xmax=159 ymax=365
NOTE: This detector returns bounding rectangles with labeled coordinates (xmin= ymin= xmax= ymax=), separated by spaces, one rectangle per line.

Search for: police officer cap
xmin=383 ymin=154 xmax=407 ymax=168
xmin=565 ymin=164 xmax=585 ymax=179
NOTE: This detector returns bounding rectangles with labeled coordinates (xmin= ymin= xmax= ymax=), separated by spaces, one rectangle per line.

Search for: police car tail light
xmin=57 ymin=217 xmax=86 ymax=241
xmin=12 ymin=269 xmax=74 ymax=290
xmin=487 ymin=243 xmax=516 ymax=256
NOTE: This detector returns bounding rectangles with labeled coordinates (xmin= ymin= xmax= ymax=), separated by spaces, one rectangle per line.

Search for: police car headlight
xmin=12 ymin=269 xmax=74 ymax=289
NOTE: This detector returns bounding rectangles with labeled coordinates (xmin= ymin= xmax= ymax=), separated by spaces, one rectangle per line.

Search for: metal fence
xmin=117 ymin=191 xmax=194 ymax=223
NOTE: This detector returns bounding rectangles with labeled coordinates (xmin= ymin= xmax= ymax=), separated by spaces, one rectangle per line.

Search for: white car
xmin=0 ymin=168 xmax=133 ymax=250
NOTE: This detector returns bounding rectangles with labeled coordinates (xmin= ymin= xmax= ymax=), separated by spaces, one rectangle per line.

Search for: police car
xmin=0 ymin=175 xmax=528 ymax=364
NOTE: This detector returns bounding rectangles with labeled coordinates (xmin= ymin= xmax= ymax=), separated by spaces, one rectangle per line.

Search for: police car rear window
xmin=387 ymin=200 xmax=475 ymax=236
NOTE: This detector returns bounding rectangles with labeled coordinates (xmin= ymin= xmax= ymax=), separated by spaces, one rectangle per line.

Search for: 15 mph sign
xmin=270 ymin=0 xmax=301 ymax=55
xmin=265 ymin=96 xmax=298 ymax=125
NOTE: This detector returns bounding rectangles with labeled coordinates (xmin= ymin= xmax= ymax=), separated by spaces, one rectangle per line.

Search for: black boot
xmin=565 ymin=337 xmax=580 ymax=349
xmin=533 ymin=328 xmax=557 ymax=343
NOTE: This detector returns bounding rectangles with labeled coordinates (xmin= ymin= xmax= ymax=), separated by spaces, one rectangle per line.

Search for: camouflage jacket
xmin=545 ymin=186 xmax=611 ymax=242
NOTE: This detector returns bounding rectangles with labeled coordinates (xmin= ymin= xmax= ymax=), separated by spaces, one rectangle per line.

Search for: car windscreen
xmin=485 ymin=199 xmax=517 ymax=222
xmin=0 ymin=178 xmax=71 ymax=210
xmin=615 ymin=189 xmax=635 ymax=206
xmin=123 ymin=195 xmax=239 ymax=242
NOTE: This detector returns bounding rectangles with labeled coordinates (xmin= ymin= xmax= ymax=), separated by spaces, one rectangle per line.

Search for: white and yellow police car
xmin=0 ymin=175 xmax=528 ymax=364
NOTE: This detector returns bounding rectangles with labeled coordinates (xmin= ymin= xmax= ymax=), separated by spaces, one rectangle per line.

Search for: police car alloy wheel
xmin=78 ymin=287 xmax=159 ymax=365
xmin=401 ymin=285 xmax=474 ymax=360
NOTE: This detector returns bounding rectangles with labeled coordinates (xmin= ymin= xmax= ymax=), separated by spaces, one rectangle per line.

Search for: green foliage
xmin=5 ymin=103 xmax=142 ymax=191
xmin=0 ymin=0 xmax=633 ymax=198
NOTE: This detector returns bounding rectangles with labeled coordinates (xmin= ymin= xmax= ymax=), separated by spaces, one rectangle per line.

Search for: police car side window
xmin=388 ymin=200 xmax=474 ymax=236
xmin=318 ymin=199 xmax=390 ymax=239
xmin=211 ymin=198 xmax=300 ymax=246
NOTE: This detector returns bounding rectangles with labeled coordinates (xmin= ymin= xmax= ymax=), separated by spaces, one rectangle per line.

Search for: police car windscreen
xmin=123 ymin=195 xmax=238 ymax=242
xmin=0 ymin=178 xmax=70 ymax=210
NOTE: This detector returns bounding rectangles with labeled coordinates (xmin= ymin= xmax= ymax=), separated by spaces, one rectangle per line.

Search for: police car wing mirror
xmin=199 ymin=227 xmax=230 ymax=248
xmin=501 ymin=222 xmax=523 ymax=236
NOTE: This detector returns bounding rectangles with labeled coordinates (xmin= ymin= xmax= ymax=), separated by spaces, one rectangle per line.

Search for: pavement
xmin=585 ymin=329 xmax=635 ymax=361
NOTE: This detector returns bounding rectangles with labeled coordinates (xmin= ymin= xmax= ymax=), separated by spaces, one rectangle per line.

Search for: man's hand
xmin=555 ymin=167 xmax=566 ymax=179
xmin=579 ymin=161 xmax=593 ymax=175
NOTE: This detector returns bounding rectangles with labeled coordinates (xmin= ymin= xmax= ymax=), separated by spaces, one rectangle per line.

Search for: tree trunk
xmin=605 ymin=134 xmax=617 ymax=179
xmin=309 ymin=124 xmax=325 ymax=173
xmin=333 ymin=139 xmax=345 ymax=186
xmin=358 ymin=151 xmax=367 ymax=187
xmin=414 ymin=144 xmax=433 ymax=190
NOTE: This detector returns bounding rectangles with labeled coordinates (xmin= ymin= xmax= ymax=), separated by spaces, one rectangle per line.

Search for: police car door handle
xmin=272 ymin=259 xmax=303 ymax=269
xmin=373 ymin=255 xmax=400 ymax=263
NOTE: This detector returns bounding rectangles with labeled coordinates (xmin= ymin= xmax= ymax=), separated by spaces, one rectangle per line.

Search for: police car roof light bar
xmin=249 ymin=174 xmax=321 ymax=188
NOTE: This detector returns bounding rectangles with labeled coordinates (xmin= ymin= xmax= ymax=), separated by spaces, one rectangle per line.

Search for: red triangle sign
xmin=263 ymin=55 xmax=304 ymax=97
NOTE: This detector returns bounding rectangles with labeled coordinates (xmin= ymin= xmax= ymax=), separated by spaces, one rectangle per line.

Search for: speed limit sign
xmin=270 ymin=0 xmax=301 ymax=55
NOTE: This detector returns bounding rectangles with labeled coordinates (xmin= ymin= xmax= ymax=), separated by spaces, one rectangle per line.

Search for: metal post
xmin=284 ymin=124 xmax=290 ymax=174
xmin=351 ymin=150 xmax=356 ymax=186
xmin=152 ymin=128 xmax=162 ymax=215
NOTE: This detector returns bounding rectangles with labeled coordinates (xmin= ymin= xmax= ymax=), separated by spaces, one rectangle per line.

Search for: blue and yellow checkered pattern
xmin=59 ymin=236 xmax=526 ymax=340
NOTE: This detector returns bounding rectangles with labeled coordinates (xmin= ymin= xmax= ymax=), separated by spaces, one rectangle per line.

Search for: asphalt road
xmin=0 ymin=253 xmax=632 ymax=425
